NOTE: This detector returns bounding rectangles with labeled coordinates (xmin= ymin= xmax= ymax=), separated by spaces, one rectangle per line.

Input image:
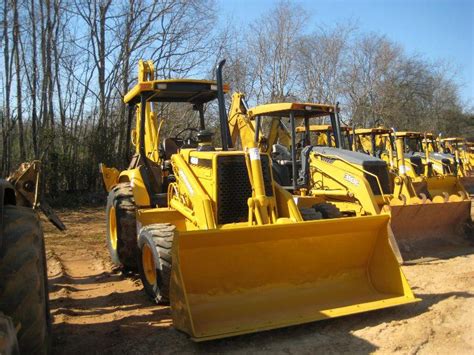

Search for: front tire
xmin=106 ymin=183 xmax=138 ymax=270
xmin=137 ymin=224 xmax=174 ymax=304
xmin=0 ymin=205 xmax=51 ymax=354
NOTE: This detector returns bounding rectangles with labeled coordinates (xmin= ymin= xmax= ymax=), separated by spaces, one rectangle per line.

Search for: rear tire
xmin=0 ymin=205 xmax=51 ymax=354
xmin=312 ymin=202 xmax=342 ymax=219
xmin=137 ymin=224 xmax=174 ymax=304
xmin=106 ymin=183 xmax=138 ymax=270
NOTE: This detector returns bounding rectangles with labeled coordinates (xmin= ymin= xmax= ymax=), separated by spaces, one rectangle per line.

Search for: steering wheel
xmin=174 ymin=127 xmax=199 ymax=148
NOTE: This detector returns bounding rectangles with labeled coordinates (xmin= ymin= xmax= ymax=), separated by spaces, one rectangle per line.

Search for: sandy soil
xmin=43 ymin=208 xmax=474 ymax=354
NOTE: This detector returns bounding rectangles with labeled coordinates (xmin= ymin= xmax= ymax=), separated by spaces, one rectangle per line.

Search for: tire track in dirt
xmin=44 ymin=209 xmax=171 ymax=354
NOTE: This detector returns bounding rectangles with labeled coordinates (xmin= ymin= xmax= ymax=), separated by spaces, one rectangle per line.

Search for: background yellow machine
xmin=386 ymin=131 xmax=468 ymax=197
xmin=100 ymin=60 xmax=417 ymax=341
xmin=353 ymin=128 xmax=471 ymax=242
xmin=229 ymin=99 xmax=471 ymax=251
xmin=468 ymin=142 xmax=474 ymax=167
xmin=440 ymin=137 xmax=474 ymax=194
xmin=295 ymin=124 xmax=353 ymax=148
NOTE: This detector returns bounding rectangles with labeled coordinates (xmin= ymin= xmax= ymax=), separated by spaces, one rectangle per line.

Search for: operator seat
xmin=163 ymin=138 xmax=179 ymax=160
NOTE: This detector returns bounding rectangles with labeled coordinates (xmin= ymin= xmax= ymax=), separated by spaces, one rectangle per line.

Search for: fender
xmin=99 ymin=163 xmax=120 ymax=192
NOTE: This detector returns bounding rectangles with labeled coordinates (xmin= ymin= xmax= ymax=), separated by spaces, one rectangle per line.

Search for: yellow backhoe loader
xmin=0 ymin=161 xmax=64 ymax=353
xmin=384 ymin=131 xmax=468 ymax=198
xmin=229 ymin=97 xmax=471 ymax=252
xmin=353 ymin=128 xmax=471 ymax=242
xmin=295 ymin=124 xmax=353 ymax=148
xmin=440 ymin=137 xmax=474 ymax=194
xmin=468 ymin=142 xmax=474 ymax=166
xmin=100 ymin=61 xmax=417 ymax=341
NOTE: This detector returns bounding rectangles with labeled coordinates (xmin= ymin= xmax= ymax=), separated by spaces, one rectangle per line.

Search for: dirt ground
xmin=43 ymin=207 xmax=474 ymax=355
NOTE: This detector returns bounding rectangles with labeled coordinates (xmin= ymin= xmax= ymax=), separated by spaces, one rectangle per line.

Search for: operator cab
xmin=296 ymin=124 xmax=353 ymax=149
xmin=124 ymin=74 xmax=229 ymax=206
xmin=353 ymin=127 xmax=394 ymax=158
xmin=125 ymin=78 xmax=229 ymax=152
xmin=246 ymin=102 xmax=339 ymax=190
xmin=394 ymin=131 xmax=455 ymax=175
xmin=440 ymin=137 xmax=466 ymax=154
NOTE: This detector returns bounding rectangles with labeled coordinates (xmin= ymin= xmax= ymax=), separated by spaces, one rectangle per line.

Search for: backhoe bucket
xmin=170 ymin=215 xmax=418 ymax=341
xmin=388 ymin=200 xmax=471 ymax=251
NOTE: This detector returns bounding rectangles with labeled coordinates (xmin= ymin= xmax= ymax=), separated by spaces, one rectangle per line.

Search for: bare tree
xmin=246 ymin=0 xmax=306 ymax=103
xmin=0 ymin=0 xmax=471 ymax=201
xmin=297 ymin=24 xmax=354 ymax=104
xmin=2 ymin=0 xmax=12 ymax=174
xmin=12 ymin=0 xmax=25 ymax=160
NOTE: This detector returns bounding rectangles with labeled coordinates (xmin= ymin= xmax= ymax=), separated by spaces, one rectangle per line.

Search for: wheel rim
xmin=142 ymin=244 xmax=157 ymax=285
xmin=109 ymin=206 xmax=118 ymax=250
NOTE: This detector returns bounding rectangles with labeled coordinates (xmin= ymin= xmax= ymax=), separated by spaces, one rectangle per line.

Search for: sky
xmin=217 ymin=0 xmax=474 ymax=105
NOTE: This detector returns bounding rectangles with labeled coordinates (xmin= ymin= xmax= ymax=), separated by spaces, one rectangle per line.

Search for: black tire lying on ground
xmin=106 ymin=182 xmax=138 ymax=270
xmin=0 ymin=205 xmax=51 ymax=354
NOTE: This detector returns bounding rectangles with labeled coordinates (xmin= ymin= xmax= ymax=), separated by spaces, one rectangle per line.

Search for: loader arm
xmin=244 ymin=144 xmax=279 ymax=225
xmin=306 ymin=151 xmax=383 ymax=215
xmin=169 ymin=154 xmax=216 ymax=230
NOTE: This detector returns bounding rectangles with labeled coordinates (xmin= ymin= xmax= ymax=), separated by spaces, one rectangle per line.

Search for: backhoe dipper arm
xmin=228 ymin=93 xmax=291 ymax=153
xmin=228 ymin=92 xmax=256 ymax=148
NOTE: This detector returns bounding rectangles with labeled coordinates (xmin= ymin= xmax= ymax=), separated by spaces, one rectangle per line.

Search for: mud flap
xmin=170 ymin=215 xmax=418 ymax=341
xmin=99 ymin=163 xmax=120 ymax=192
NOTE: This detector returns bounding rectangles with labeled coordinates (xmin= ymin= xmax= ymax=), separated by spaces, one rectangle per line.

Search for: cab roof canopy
xmin=354 ymin=127 xmax=392 ymax=135
xmin=248 ymin=102 xmax=336 ymax=119
xmin=394 ymin=131 xmax=434 ymax=139
xmin=124 ymin=79 xmax=230 ymax=106
xmin=295 ymin=124 xmax=351 ymax=133
xmin=441 ymin=137 xmax=466 ymax=142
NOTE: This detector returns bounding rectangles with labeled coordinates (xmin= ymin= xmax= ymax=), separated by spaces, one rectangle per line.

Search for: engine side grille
xmin=217 ymin=155 xmax=252 ymax=224
xmin=216 ymin=155 xmax=274 ymax=224
xmin=409 ymin=156 xmax=424 ymax=176
xmin=362 ymin=162 xmax=391 ymax=195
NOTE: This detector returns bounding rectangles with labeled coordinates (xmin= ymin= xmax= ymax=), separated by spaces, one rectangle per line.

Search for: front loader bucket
xmin=460 ymin=175 xmax=474 ymax=195
xmin=170 ymin=215 xmax=418 ymax=341
xmin=388 ymin=200 xmax=471 ymax=253
xmin=426 ymin=175 xmax=467 ymax=197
